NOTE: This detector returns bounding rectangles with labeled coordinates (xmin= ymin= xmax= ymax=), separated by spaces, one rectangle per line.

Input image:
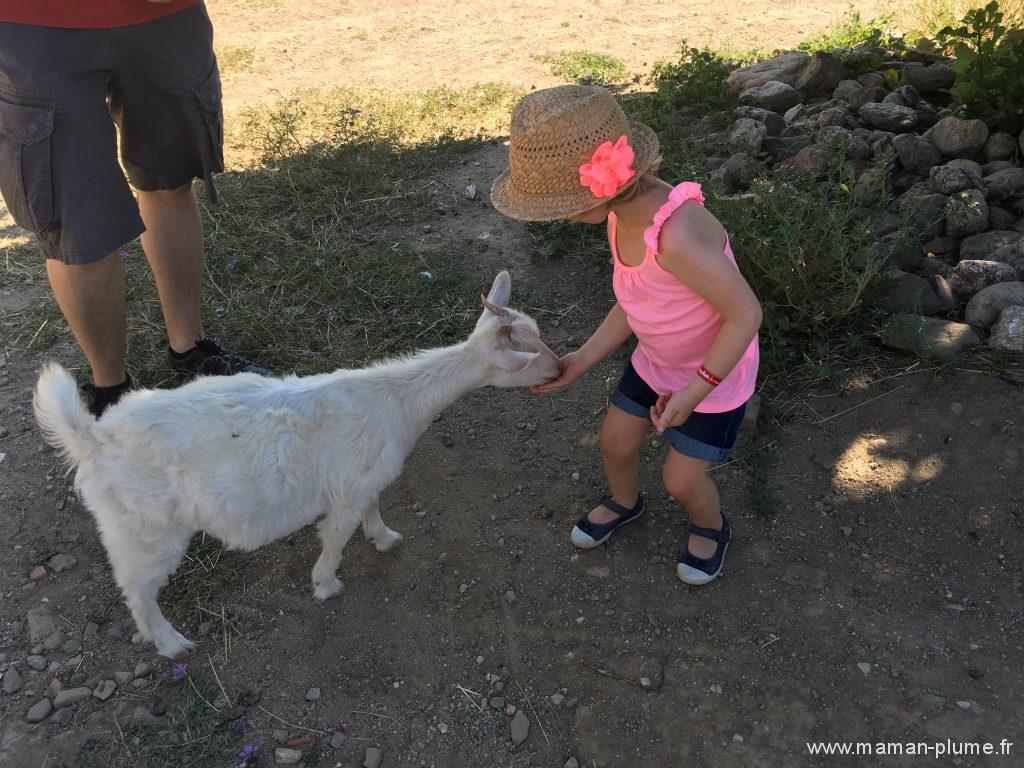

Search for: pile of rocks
xmin=716 ymin=49 xmax=1024 ymax=358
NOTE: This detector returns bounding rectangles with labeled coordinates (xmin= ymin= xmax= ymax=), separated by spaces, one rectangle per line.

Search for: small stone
xmin=857 ymin=662 xmax=872 ymax=674
xmin=504 ymin=590 xmax=516 ymax=605
xmin=505 ymin=703 xmax=517 ymax=716
xmin=488 ymin=695 xmax=506 ymax=710
xmin=275 ymin=747 xmax=303 ymax=765
xmin=464 ymin=184 xmax=477 ymax=200
xmin=49 ymin=707 xmax=73 ymax=728
xmin=813 ymin=453 xmax=835 ymax=470
xmin=329 ymin=730 xmax=346 ymax=749
xmin=728 ymin=118 xmax=768 ymax=154
xmin=26 ymin=607 xmax=57 ymax=644
xmin=957 ymin=699 xmax=972 ymax=710
xmin=53 ymin=687 xmax=92 ymax=709
xmin=959 ymin=230 xmax=1022 ymax=261
xmin=362 ymin=746 xmax=384 ymax=768
xmin=783 ymin=563 xmax=827 ymax=589
xmin=69 ymin=673 xmax=86 ymax=687
xmin=115 ymin=670 xmax=132 ymax=685
xmin=93 ymin=679 xmax=117 ymax=701
xmin=48 ymin=553 xmax=77 ymax=573
xmin=2 ymin=666 xmax=23 ymax=694
xmin=585 ymin=565 xmax=610 ymax=579
xmin=304 ymin=687 xmax=321 ymax=702
xmin=930 ymin=160 xmax=983 ymax=194
xmin=62 ymin=640 xmax=82 ymax=655
xmin=510 ymin=709 xmax=530 ymax=745
xmin=133 ymin=662 xmax=154 ymax=679
xmin=273 ymin=729 xmax=289 ymax=744
xmin=840 ymin=526 xmax=853 ymax=537
xmin=131 ymin=706 xmax=159 ymax=723
xmin=26 ymin=655 xmax=46 ymax=671
xmin=550 ymin=693 xmax=566 ymax=706
xmin=149 ymin=700 xmax=167 ymax=717
xmin=106 ymin=624 xmax=123 ymax=639
xmin=42 ymin=631 xmax=64 ymax=651
xmin=564 ymin=760 xmax=580 ymax=768
xmin=25 ymin=698 xmax=53 ymax=723
xmin=880 ymin=271 xmax=941 ymax=315
xmin=29 ymin=566 xmax=46 ymax=581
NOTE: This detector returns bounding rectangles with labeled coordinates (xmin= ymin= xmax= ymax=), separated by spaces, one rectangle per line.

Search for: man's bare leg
xmin=46 ymin=252 xmax=126 ymax=387
xmin=137 ymin=184 xmax=205 ymax=354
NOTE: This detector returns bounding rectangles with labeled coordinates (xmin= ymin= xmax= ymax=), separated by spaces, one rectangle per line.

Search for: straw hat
xmin=490 ymin=85 xmax=660 ymax=221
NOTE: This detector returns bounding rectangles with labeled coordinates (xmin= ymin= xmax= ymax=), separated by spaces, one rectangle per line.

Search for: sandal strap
xmin=688 ymin=521 xmax=726 ymax=542
xmin=599 ymin=494 xmax=642 ymax=518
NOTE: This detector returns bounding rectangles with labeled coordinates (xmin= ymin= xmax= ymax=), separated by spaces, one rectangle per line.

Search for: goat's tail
xmin=33 ymin=361 xmax=97 ymax=467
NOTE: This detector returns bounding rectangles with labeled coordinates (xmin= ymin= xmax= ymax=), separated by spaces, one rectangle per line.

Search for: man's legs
xmin=46 ymin=253 xmax=127 ymax=388
xmin=137 ymin=184 xmax=204 ymax=354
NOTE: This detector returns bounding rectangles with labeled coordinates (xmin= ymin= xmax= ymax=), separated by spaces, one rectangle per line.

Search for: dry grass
xmin=899 ymin=0 xmax=1024 ymax=37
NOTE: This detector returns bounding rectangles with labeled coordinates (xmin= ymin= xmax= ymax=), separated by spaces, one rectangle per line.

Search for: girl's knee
xmin=600 ymin=427 xmax=638 ymax=463
xmin=662 ymin=464 xmax=707 ymax=503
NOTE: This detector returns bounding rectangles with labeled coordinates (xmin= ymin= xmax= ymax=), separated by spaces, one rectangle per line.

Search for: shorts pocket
xmin=0 ymin=95 xmax=55 ymax=232
xmin=193 ymin=65 xmax=224 ymax=172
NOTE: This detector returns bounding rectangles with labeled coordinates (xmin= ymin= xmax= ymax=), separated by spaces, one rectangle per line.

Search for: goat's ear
xmin=486 ymin=271 xmax=512 ymax=308
xmin=494 ymin=349 xmax=538 ymax=374
xmin=481 ymin=294 xmax=509 ymax=317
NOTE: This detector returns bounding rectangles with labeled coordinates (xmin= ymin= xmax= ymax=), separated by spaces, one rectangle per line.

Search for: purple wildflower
xmin=239 ymin=742 xmax=259 ymax=761
xmin=265 ymin=343 xmax=273 ymax=350
xmin=171 ymin=662 xmax=187 ymax=681
xmin=226 ymin=261 xmax=237 ymax=270
xmin=391 ymin=307 xmax=400 ymax=316
xmin=119 ymin=249 xmax=129 ymax=260
xmin=301 ymin=348 xmax=313 ymax=357
xmin=236 ymin=715 xmax=248 ymax=735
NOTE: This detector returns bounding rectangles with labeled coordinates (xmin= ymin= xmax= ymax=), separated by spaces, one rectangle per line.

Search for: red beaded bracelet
xmin=696 ymin=365 xmax=722 ymax=387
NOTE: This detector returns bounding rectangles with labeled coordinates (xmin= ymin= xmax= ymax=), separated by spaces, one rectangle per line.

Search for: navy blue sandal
xmin=677 ymin=514 xmax=731 ymax=585
xmin=570 ymin=494 xmax=645 ymax=549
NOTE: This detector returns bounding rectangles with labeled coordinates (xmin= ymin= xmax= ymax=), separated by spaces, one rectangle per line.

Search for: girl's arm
xmin=649 ymin=207 xmax=762 ymax=432
xmin=532 ymin=303 xmax=633 ymax=394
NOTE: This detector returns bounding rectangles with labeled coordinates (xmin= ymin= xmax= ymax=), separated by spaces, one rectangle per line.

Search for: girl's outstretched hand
xmin=650 ymin=391 xmax=695 ymax=433
xmin=532 ymin=351 xmax=588 ymax=394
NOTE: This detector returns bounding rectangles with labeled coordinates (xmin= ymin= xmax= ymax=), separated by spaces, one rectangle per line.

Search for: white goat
xmin=33 ymin=272 xmax=557 ymax=659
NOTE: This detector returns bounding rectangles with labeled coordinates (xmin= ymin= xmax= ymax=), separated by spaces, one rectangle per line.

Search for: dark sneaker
xmin=168 ymin=338 xmax=271 ymax=378
xmin=83 ymin=376 xmax=134 ymax=418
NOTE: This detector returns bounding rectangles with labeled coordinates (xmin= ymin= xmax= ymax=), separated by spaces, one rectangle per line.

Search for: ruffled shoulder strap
xmin=643 ymin=182 xmax=705 ymax=253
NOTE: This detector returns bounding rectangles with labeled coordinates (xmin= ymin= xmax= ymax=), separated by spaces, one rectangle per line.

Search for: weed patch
xmin=215 ymin=43 xmax=258 ymax=74
xmin=540 ymin=50 xmax=629 ymax=84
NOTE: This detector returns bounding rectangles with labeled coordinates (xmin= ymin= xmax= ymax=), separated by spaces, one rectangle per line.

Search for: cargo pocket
xmin=0 ymin=95 xmax=55 ymax=233
xmin=193 ymin=66 xmax=224 ymax=203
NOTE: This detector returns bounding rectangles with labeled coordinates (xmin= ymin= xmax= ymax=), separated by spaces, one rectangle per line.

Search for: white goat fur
xmin=33 ymin=272 xmax=557 ymax=659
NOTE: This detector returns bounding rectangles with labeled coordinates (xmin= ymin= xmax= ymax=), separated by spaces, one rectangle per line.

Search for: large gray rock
xmin=892 ymin=134 xmax=941 ymax=173
xmin=881 ymin=314 xmax=981 ymax=359
xmin=728 ymin=52 xmax=809 ymax=92
xmin=796 ymin=52 xmax=846 ymax=95
xmin=925 ymin=116 xmax=989 ymax=158
xmin=847 ymin=84 xmax=885 ymax=112
xmin=739 ymin=80 xmax=802 ymax=113
xmin=959 ymin=231 xmax=1023 ymax=262
xmin=983 ymin=167 xmax=1024 ymax=201
xmin=833 ymin=79 xmax=861 ymax=101
xmin=989 ymin=206 xmax=1016 ymax=230
xmin=53 ymin=687 xmax=93 ymax=709
xmin=992 ymin=237 xmax=1024 ymax=271
xmin=930 ymin=159 xmax=983 ymax=194
xmin=710 ymin=152 xmax=757 ymax=192
xmin=729 ymin=118 xmax=768 ymax=154
xmin=898 ymin=84 xmax=922 ymax=107
xmin=880 ymin=271 xmax=941 ymax=315
xmin=945 ymin=189 xmax=989 ymax=237
xmin=949 ymin=259 xmax=1018 ymax=297
xmin=988 ymin=305 xmax=1024 ymax=352
xmin=901 ymin=65 xmax=956 ymax=93
xmin=734 ymin=107 xmax=786 ymax=136
xmin=983 ymin=160 xmax=1017 ymax=176
xmin=25 ymin=698 xmax=53 ymax=724
xmin=964 ymin=281 xmax=1024 ymax=328
xmin=897 ymin=186 xmax=948 ymax=237
xmin=927 ymin=274 xmax=958 ymax=316
xmin=859 ymin=102 xmax=919 ymax=132
xmin=984 ymin=132 xmax=1018 ymax=162
xmin=2 ymin=666 xmax=23 ymax=694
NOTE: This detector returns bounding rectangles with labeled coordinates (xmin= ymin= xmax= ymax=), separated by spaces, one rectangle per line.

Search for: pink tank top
xmin=610 ymin=182 xmax=759 ymax=413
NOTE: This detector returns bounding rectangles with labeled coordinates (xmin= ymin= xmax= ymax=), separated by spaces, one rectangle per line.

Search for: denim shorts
xmin=610 ymin=360 xmax=746 ymax=462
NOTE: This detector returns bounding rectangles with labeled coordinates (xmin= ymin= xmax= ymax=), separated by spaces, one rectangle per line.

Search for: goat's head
xmin=471 ymin=271 xmax=559 ymax=388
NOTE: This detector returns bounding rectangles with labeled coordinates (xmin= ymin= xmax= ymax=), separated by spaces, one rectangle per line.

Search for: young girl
xmin=490 ymin=85 xmax=761 ymax=585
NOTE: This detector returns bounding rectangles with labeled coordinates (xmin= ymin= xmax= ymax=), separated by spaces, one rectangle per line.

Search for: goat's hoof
xmin=313 ymin=578 xmax=344 ymax=602
xmin=155 ymin=632 xmax=196 ymax=660
xmin=374 ymin=530 xmax=405 ymax=553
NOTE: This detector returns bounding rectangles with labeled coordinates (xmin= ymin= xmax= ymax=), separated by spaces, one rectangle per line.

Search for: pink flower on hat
xmin=579 ymin=135 xmax=636 ymax=198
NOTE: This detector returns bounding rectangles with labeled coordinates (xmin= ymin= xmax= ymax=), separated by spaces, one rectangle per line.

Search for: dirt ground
xmin=2 ymin=2 xmax=1023 ymax=767
xmin=208 ymin=0 xmax=885 ymax=109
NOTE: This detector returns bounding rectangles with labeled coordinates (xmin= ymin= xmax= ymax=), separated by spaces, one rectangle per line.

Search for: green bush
xmin=713 ymin=154 xmax=895 ymax=375
xmin=936 ymin=1 xmax=1024 ymax=130
xmin=798 ymin=12 xmax=907 ymax=75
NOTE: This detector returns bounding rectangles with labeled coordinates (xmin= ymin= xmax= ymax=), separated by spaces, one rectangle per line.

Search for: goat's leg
xmin=362 ymin=503 xmax=404 ymax=553
xmin=102 ymin=524 xmax=194 ymax=659
xmin=311 ymin=512 xmax=362 ymax=602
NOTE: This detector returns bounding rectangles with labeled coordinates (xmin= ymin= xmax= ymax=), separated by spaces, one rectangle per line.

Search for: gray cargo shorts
xmin=0 ymin=3 xmax=223 ymax=265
